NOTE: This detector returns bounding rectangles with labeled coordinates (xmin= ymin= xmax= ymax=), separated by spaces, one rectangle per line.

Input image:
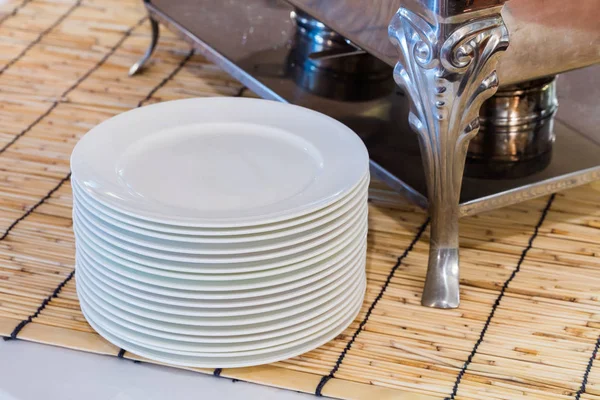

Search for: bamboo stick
xmin=0 ymin=4 xmax=598 ymax=399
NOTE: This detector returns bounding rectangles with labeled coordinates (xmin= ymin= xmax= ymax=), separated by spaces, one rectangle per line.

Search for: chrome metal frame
xmin=129 ymin=13 xmax=160 ymax=76
xmin=388 ymin=2 xmax=509 ymax=308
xmin=129 ymin=0 xmax=600 ymax=309
xmin=287 ymin=0 xmax=600 ymax=87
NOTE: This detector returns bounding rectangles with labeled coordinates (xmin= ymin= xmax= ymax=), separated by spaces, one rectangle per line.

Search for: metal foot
xmin=388 ymin=2 xmax=510 ymax=308
xmin=129 ymin=17 xmax=159 ymax=76
xmin=422 ymin=248 xmax=460 ymax=308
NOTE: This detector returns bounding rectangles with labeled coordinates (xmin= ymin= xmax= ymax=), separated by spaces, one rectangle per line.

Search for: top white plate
xmin=71 ymin=98 xmax=369 ymax=227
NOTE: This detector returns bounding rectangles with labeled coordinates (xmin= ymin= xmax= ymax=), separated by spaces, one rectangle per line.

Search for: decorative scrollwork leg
xmin=129 ymin=16 xmax=160 ymax=76
xmin=388 ymin=4 xmax=510 ymax=308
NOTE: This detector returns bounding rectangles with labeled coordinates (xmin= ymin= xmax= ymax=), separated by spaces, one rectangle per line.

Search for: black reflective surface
xmin=147 ymin=0 xmax=600 ymax=215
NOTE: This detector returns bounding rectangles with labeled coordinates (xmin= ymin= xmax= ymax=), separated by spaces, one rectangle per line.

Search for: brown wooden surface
xmin=0 ymin=1 xmax=599 ymax=399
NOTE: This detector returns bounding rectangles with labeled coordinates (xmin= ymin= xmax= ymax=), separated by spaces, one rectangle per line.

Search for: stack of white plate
xmin=71 ymin=98 xmax=369 ymax=368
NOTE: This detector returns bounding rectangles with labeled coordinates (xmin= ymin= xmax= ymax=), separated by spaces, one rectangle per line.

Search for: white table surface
xmin=0 ymin=339 xmax=315 ymax=400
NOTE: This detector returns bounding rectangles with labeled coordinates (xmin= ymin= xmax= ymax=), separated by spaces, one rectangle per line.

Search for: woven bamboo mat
xmin=1 ymin=1 xmax=600 ymax=399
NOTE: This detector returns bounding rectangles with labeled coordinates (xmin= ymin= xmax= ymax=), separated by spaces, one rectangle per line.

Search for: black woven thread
xmin=0 ymin=17 xmax=148 ymax=238
xmin=314 ymin=218 xmax=430 ymax=396
xmin=5 ymin=270 xmax=75 ymax=340
xmin=0 ymin=17 xmax=152 ymax=240
xmin=444 ymin=193 xmax=556 ymax=400
xmin=0 ymin=0 xmax=82 ymax=76
xmin=0 ymin=19 xmax=192 ymax=347
xmin=235 ymin=86 xmax=247 ymax=97
xmin=1 ymin=46 xmax=197 ymax=243
xmin=1 ymin=17 xmax=151 ymax=341
xmin=574 ymin=335 xmax=600 ymax=400
xmin=0 ymin=16 xmax=148 ymax=156
xmin=116 ymin=349 xmax=141 ymax=362
xmin=213 ymin=368 xmax=223 ymax=377
xmin=136 ymin=49 xmax=195 ymax=108
xmin=0 ymin=173 xmax=72 ymax=240
xmin=0 ymin=0 xmax=33 ymax=25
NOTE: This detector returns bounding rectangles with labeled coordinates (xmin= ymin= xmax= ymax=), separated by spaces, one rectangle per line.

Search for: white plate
xmin=72 ymin=212 xmax=367 ymax=273
xmin=76 ymin=254 xmax=359 ymax=318
xmin=71 ymin=174 xmax=369 ymax=237
xmin=71 ymin=98 xmax=368 ymax=227
xmin=77 ymin=262 xmax=362 ymax=326
xmin=72 ymin=178 xmax=367 ymax=243
xmin=76 ymin=234 xmax=365 ymax=290
xmin=79 ymin=287 xmax=363 ymax=368
xmin=76 ymin=241 xmax=366 ymax=299
xmin=76 ymin=244 xmax=362 ymax=298
xmin=77 ymin=243 xmax=364 ymax=309
xmin=78 ymin=288 xmax=357 ymax=353
xmin=82 ymin=287 xmax=359 ymax=358
xmin=76 ymin=222 xmax=364 ymax=281
xmin=77 ymin=273 xmax=364 ymax=336
xmin=73 ymin=195 xmax=367 ymax=254
xmin=73 ymin=205 xmax=367 ymax=263
xmin=78 ymin=276 xmax=364 ymax=344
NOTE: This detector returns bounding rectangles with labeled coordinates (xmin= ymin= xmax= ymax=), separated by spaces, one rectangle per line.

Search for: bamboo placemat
xmin=1 ymin=1 xmax=599 ymax=399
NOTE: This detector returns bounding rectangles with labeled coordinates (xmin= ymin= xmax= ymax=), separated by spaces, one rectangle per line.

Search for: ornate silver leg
xmin=129 ymin=17 xmax=160 ymax=76
xmin=388 ymin=3 xmax=510 ymax=308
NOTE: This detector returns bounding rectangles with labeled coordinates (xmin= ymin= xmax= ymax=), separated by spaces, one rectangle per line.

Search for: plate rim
xmin=76 ymin=241 xmax=367 ymax=299
xmin=75 ymin=233 xmax=366 ymax=290
xmin=77 ymin=272 xmax=365 ymax=336
xmin=76 ymin=243 xmax=366 ymax=308
xmin=71 ymin=173 xmax=370 ymax=237
xmin=73 ymin=204 xmax=367 ymax=263
xmin=77 ymin=261 xmax=364 ymax=326
xmin=73 ymin=193 xmax=368 ymax=255
xmin=71 ymin=97 xmax=369 ymax=227
xmin=78 ymin=279 xmax=364 ymax=344
xmin=78 ymin=287 xmax=359 ymax=354
xmin=75 ymin=254 xmax=361 ymax=318
xmin=75 ymin=222 xmax=366 ymax=281
xmin=72 ymin=213 xmax=367 ymax=274
xmin=79 ymin=286 xmax=364 ymax=367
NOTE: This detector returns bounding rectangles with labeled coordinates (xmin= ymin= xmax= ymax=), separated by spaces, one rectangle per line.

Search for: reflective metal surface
xmin=129 ymin=16 xmax=159 ymax=76
xmin=288 ymin=10 xmax=393 ymax=101
xmin=287 ymin=0 xmax=600 ymax=86
xmin=466 ymin=77 xmax=558 ymax=178
xmin=421 ymin=248 xmax=460 ymax=309
xmin=388 ymin=3 xmax=510 ymax=308
xmin=137 ymin=0 xmax=600 ymax=308
xmin=142 ymin=0 xmax=600 ymax=215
